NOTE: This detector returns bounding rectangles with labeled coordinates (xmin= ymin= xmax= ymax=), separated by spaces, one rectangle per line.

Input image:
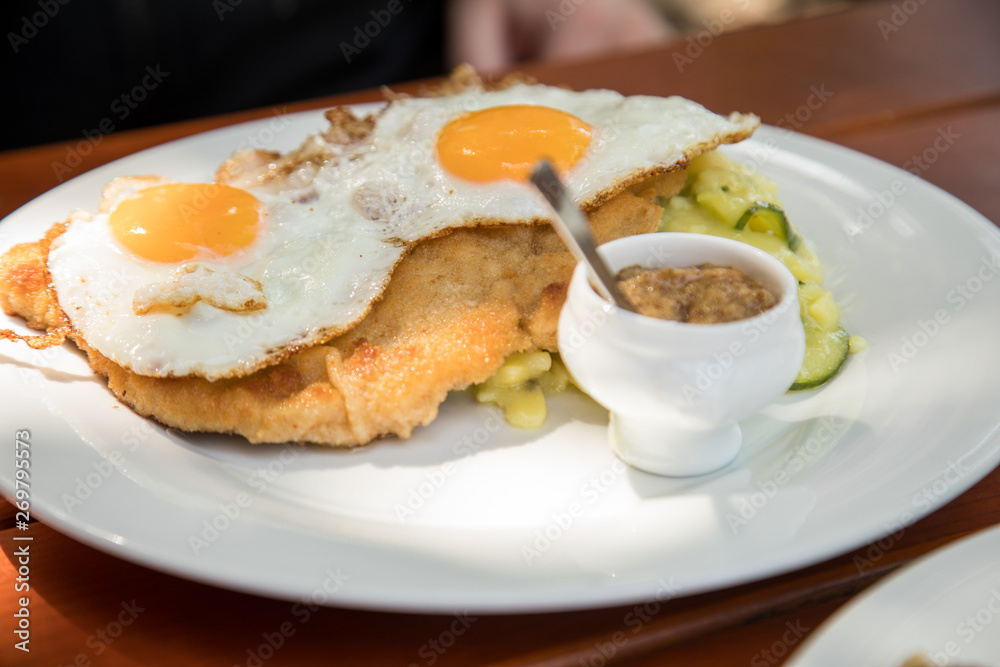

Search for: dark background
xmin=2 ymin=0 xmax=447 ymax=151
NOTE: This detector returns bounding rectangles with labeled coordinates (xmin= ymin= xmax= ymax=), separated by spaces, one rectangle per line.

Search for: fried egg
xmin=47 ymin=83 xmax=758 ymax=380
xmin=48 ymin=179 xmax=405 ymax=379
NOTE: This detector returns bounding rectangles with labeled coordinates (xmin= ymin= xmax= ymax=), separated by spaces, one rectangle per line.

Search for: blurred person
xmin=447 ymin=0 xmax=677 ymax=75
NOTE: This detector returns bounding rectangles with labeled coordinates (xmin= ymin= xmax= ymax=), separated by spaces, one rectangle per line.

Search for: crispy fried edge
xmin=0 ymin=221 xmax=73 ymax=349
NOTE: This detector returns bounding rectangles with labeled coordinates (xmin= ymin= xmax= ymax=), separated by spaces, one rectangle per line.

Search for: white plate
xmin=787 ymin=523 xmax=1000 ymax=666
xmin=2 ymin=114 xmax=1000 ymax=613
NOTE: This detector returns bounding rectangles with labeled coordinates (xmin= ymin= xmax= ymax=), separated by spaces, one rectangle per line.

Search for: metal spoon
xmin=529 ymin=160 xmax=638 ymax=312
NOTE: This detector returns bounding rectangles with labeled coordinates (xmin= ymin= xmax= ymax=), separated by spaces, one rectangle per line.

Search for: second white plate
xmin=787 ymin=523 xmax=1000 ymax=666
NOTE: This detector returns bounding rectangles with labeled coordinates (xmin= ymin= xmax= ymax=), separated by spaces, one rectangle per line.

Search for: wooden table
xmin=2 ymin=0 xmax=999 ymax=664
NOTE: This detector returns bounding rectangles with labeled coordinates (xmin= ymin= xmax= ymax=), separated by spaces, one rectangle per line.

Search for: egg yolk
xmin=109 ymin=183 xmax=260 ymax=263
xmin=436 ymin=105 xmax=593 ymax=183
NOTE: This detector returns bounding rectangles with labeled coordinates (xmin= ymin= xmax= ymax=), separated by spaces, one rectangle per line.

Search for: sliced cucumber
xmin=790 ymin=282 xmax=850 ymax=390
xmin=735 ymin=202 xmax=800 ymax=250
xmin=661 ymin=150 xmax=854 ymax=392
xmin=791 ymin=324 xmax=849 ymax=390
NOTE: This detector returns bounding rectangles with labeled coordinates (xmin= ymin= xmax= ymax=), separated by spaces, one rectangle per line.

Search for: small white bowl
xmin=558 ymin=232 xmax=805 ymax=476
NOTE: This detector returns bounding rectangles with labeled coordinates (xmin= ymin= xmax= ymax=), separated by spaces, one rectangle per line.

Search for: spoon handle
xmin=530 ymin=161 xmax=637 ymax=312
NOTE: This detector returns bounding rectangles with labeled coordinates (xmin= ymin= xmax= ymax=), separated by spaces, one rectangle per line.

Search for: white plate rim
xmin=786 ymin=522 xmax=1000 ymax=666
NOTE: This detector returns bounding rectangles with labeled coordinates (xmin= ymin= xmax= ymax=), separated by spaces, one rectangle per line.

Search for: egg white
xmin=48 ymin=190 xmax=402 ymax=379
xmin=341 ymin=84 xmax=759 ymax=237
xmin=47 ymin=84 xmax=758 ymax=380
